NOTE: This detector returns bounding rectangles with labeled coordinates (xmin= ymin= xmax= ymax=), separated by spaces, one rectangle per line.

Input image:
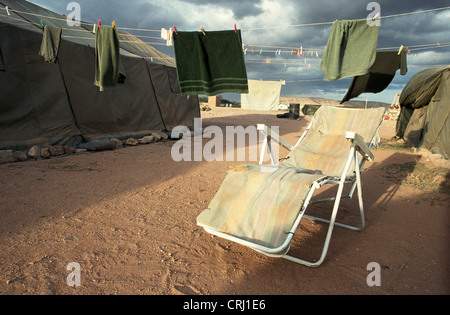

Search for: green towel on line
xmin=173 ymin=30 xmax=248 ymax=96
xmin=320 ymin=19 xmax=379 ymax=81
xmin=39 ymin=25 xmax=62 ymax=63
xmin=94 ymin=25 xmax=120 ymax=91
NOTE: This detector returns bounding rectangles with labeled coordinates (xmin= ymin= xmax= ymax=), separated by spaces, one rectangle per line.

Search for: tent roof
xmin=0 ymin=0 xmax=175 ymax=67
xmin=399 ymin=65 xmax=450 ymax=109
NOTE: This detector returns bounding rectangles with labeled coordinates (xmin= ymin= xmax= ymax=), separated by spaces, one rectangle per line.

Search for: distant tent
xmin=0 ymin=0 xmax=199 ymax=150
xmin=241 ymin=80 xmax=282 ymax=111
xmin=396 ymin=65 xmax=450 ymax=159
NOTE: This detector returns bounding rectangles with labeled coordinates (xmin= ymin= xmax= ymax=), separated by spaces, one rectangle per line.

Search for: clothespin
xmin=200 ymin=26 xmax=206 ymax=36
xmin=259 ymin=49 xmax=262 ymax=54
xmin=406 ymin=47 xmax=410 ymax=53
xmin=167 ymin=28 xmax=173 ymax=46
xmin=300 ymin=46 xmax=303 ymax=55
xmin=5 ymin=6 xmax=10 ymax=16
xmin=234 ymin=24 xmax=237 ymax=34
xmin=40 ymin=19 xmax=45 ymax=28
xmin=112 ymin=20 xmax=116 ymax=28
xmin=372 ymin=12 xmax=380 ymax=21
xmin=315 ymin=51 xmax=319 ymax=57
xmin=98 ymin=19 xmax=101 ymax=29
xmin=437 ymin=42 xmax=440 ymax=46
xmin=173 ymin=25 xmax=178 ymax=35
xmin=397 ymin=45 xmax=404 ymax=55
xmin=290 ymin=50 xmax=293 ymax=55
xmin=311 ymin=51 xmax=313 ymax=57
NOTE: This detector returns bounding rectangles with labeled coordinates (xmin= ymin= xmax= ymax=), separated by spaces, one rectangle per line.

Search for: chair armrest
xmin=345 ymin=131 xmax=374 ymax=161
xmin=257 ymin=124 xmax=293 ymax=151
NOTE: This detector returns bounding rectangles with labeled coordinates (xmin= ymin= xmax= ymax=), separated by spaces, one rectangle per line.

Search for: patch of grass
xmin=383 ymin=161 xmax=449 ymax=195
xmin=379 ymin=138 xmax=414 ymax=152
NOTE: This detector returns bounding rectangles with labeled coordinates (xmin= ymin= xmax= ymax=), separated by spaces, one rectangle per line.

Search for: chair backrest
xmin=283 ymin=106 xmax=386 ymax=177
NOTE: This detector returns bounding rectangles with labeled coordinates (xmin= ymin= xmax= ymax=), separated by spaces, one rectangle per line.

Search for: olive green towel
xmin=39 ymin=25 xmax=62 ymax=63
xmin=94 ymin=25 xmax=120 ymax=91
xmin=173 ymin=30 xmax=248 ymax=96
xmin=320 ymin=19 xmax=379 ymax=81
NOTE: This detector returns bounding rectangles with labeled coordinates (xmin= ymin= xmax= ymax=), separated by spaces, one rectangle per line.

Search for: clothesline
xmin=2 ymin=8 xmax=448 ymax=57
xmin=245 ymin=41 xmax=450 ymax=54
xmin=1 ymin=4 xmax=449 ymax=34
xmin=241 ymin=5 xmax=450 ymax=31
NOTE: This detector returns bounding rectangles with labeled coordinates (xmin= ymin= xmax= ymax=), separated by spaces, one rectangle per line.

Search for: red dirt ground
xmin=0 ymin=107 xmax=449 ymax=295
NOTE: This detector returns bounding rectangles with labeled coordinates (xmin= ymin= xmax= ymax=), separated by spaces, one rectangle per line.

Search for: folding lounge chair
xmin=197 ymin=106 xmax=386 ymax=267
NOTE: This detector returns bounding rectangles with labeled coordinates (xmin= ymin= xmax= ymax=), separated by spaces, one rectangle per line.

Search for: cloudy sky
xmin=28 ymin=0 xmax=450 ymax=104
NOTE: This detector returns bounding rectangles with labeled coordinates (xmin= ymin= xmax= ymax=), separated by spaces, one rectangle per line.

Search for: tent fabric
xmin=240 ymin=80 xmax=282 ymax=111
xmin=0 ymin=0 xmax=200 ymax=150
xmin=0 ymin=22 xmax=80 ymax=149
xmin=320 ymin=19 xmax=379 ymax=81
xmin=396 ymin=65 xmax=450 ymax=159
xmin=0 ymin=46 xmax=4 ymax=70
xmin=341 ymin=50 xmax=407 ymax=103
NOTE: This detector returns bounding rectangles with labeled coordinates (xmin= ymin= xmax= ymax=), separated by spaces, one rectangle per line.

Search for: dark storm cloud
xmin=176 ymin=0 xmax=265 ymax=19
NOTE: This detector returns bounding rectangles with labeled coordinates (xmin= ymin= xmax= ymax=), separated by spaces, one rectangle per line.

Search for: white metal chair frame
xmin=248 ymin=117 xmax=384 ymax=267
xmin=200 ymin=109 xmax=384 ymax=267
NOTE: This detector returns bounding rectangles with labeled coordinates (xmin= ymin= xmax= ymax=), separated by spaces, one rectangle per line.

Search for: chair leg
xmin=281 ymin=148 xmax=366 ymax=267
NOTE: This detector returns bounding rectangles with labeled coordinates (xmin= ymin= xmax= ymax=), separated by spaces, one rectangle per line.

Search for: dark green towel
xmin=94 ymin=25 xmax=120 ymax=91
xmin=341 ymin=50 xmax=408 ymax=103
xmin=320 ymin=19 xmax=379 ymax=81
xmin=173 ymin=30 xmax=248 ymax=96
xmin=39 ymin=25 xmax=62 ymax=63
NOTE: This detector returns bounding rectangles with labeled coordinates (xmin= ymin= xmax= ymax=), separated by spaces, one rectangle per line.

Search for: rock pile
xmin=0 ymin=131 xmax=169 ymax=164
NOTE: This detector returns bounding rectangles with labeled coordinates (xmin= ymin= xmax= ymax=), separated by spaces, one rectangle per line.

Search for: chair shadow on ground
xmin=280 ymin=151 xmax=421 ymax=265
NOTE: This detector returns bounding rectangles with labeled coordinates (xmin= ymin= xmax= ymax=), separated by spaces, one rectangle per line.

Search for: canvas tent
xmin=241 ymin=80 xmax=282 ymax=111
xmin=0 ymin=0 xmax=199 ymax=150
xmin=396 ymin=65 xmax=450 ymax=159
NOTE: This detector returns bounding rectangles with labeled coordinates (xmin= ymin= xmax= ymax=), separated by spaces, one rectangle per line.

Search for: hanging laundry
xmin=94 ymin=25 xmax=121 ymax=91
xmin=173 ymin=29 xmax=248 ymax=96
xmin=320 ymin=19 xmax=379 ymax=81
xmin=39 ymin=25 xmax=62 ymax=63
xmin=340 ymin=50 xmax=408 ymax=103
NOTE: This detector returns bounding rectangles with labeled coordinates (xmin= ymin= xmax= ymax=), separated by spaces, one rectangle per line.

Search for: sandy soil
xmin=0 ymin=107 xmax=449 ymax=295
